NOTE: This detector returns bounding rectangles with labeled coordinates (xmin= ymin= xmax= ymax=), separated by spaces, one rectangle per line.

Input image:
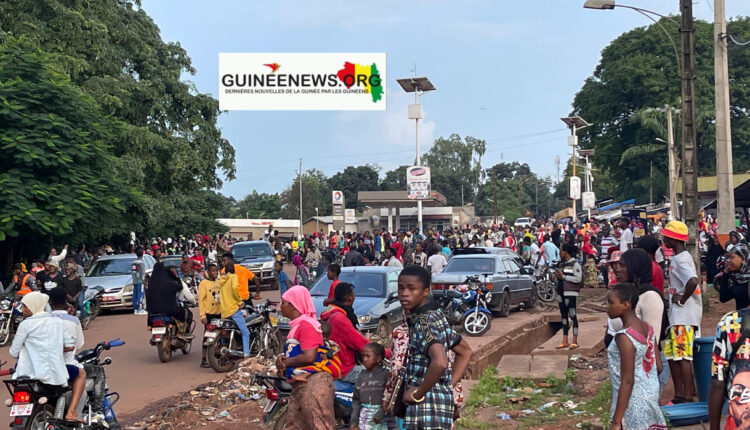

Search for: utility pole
xmin=715 ymin=0 xmax=735 ymax=237
xmin=493 ymin=167 xmax=498 ymax=225
xmin=680 ymin=0 xmax=699 ymax=266
xmin=649 ymin=160 xmax=653 ymax=205
xmin=666 ymin=109 xmax=679 ymax=219
xmin=555 ymin=155 xmax=560 ymax=184
xmin=298 ymin=158 xmax=302 ymax=239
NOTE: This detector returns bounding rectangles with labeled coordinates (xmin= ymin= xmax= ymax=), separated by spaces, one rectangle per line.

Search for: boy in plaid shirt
xmin=398 ymin=265 xmax=473 ymax=429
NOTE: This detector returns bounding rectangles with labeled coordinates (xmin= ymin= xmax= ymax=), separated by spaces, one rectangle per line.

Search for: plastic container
xmin=693 ymin=336 xmax=715 ymax=402
xmin=660 ymin=402 xmax=708 ymax=426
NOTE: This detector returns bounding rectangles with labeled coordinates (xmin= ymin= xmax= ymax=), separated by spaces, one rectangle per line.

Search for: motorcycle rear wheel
xmin=26 ymin=404 xmax=54 ymax=430
xmin=88 ymin=299 xmax=102 ymax=323
xmin=462 ymin=312 xmax=491 ymax=336
xmin=535 ymin=280 xmax=557 ymax=303
xmin=207 ymin=342 xmax=236 ymax=373
xmin=261 ymin=329 xmax=284 ymax=359
xmin=158 ymin=336 xmax=173 ymax=363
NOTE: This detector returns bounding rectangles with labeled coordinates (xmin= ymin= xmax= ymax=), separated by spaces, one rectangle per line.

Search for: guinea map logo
xmin=337 ymin=61 xmax=383 ymax=103
xmin=264 ymin=63 xmax=281 ymax=73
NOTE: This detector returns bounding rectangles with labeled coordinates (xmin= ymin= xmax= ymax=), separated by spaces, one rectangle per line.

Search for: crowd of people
xmin=9 ymin=209 xmax=750 ymax=428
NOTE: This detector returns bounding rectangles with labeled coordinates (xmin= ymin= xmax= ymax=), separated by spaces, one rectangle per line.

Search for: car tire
xmin=526 ymin=286 xmax=538 ymax=308
xmin=496 ymin=290 xmax=510 ymax=317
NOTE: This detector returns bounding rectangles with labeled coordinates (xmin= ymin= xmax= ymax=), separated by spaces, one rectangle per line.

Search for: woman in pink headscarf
xmin=277 ymin=286 xmax=334 ymax=429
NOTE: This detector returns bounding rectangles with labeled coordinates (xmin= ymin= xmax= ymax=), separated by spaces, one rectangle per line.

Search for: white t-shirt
xmin=530 ymin=243 xmax=541 ymax=266
xmin=427 ymin=254 xmax=447 ymax=275
xmin=619 ymin=228 xmax=633 ymax=251
xmin=667 ymin=250 xmax=702 ymax=330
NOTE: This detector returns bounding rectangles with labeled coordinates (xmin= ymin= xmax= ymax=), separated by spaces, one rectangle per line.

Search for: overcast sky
xmin=141 ymin=0 xmax=750 ymax=199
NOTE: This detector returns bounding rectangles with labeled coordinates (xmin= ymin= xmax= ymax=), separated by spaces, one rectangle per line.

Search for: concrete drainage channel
xmin=464 ymin=307 xmax=606 ymax=381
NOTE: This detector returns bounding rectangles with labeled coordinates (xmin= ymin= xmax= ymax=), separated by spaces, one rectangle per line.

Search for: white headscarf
xmin=21 ymin=291 xmax=49 ymax=315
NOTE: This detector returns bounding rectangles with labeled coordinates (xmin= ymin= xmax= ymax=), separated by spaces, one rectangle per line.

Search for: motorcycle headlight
xmin=0 ymin=300 xmax=9 ymax=311
xmin=277 ymin=316 xmax=291 ymax=325
xmin=358 ymin=315 xmax=372 ymax=325
xmin=262 ymin=261 xmax=274 ymax=270
xmin=485 ymin=293 xmax=492 ymax=302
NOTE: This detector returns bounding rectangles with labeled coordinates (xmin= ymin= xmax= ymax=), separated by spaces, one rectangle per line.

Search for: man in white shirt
xmin=618 ymin=218 xmax=633 ymax=251
xmin=381 ymin=248 xmax=403 ymax=268
xmin=427 ymin=249 xmax=447 ymax=275
xmin=49 ymin=288 xmax=88 ymax=422
xmin=662 ymin=220 xmax=701 ymax=404
xmin=10 ymin=292 xmax=72 ymax=388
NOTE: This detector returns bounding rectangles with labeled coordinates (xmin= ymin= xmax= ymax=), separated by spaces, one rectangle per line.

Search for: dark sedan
xmin=277 ymin=266 xmax=403 ymax=339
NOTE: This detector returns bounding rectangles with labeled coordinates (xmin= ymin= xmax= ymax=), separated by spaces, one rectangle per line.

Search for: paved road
xmin=0 ymin=270 xmax=290 ymax=422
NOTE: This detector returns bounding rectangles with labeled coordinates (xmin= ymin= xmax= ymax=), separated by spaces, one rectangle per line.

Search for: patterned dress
xmin=607 ymin=325 xmax=667 ymax=430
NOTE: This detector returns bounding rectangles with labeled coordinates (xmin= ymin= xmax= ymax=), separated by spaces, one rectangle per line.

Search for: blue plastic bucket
xmin=693 ymin=336 xmax=715 ymax=403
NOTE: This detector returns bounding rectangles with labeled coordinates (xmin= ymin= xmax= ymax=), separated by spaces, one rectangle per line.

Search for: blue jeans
xmin=132 ymin=283 xmax=144 ymax=311
xmin=231 ymin=310 xmax=250 ymax=357
xmin=77 ymin=291 xmax=87 ymax=319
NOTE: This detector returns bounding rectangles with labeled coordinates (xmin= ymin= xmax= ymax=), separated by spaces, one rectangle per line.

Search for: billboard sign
xmin=406 ymin=166 xmax=431 ymax=200
xmin=219 ymin=53 xmax=386 ymax=110
xmin=332 ymin=190 xmax=344 ymax=205
xmin=582 ymin=191 xmax=596 ymax=210
xmin=345 ymin=209 xmax=356 ymax=224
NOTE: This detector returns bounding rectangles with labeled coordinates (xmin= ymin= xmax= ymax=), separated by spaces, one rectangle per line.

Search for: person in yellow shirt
xmin=198 ymin=263 xmax=221 ymax=368
xmin=220 ymin=253 xmax=261 ymax=303
xmin=219 ymin=263 xmax=250 ymax=358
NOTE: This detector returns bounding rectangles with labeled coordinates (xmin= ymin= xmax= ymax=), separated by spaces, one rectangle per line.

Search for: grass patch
xmin=459 ymin=366 xmax=609 ymax=429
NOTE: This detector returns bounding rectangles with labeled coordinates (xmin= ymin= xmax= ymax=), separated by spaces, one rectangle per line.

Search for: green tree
xmin=422 ymin=134 xmax=486 ymax=206
xmin=474 ymin=162 xmax=559 ymax=221
xmin=0 ymin=0 xmax=236 ymax=238
xmin=0 ymin=38 xmax=128 ymax=264
xmin=379 ymin=165 xmax=409 ymax=191
xmin=327 ymin=165 xmax=380 ymax=210
xmin=572 ymin=17 xmax=750 ymax=203
xmin=279 ymin=170 xmax=332 ymax=221
xmin=236 ymin=191 xmax=281 ymax=219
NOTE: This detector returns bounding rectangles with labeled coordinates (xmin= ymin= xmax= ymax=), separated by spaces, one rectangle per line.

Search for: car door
xmin=384 ymin=270 xmax=401 ymax=324
xmin=505 ymin=257 xmax=533 ymax=302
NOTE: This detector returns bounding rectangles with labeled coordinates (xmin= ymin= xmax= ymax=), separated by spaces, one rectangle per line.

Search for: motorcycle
xmin=534 ymin=266 xmax=558 ymax=303
xmin=204 ymin=299 xmax=284 ymax=373
xmin=0 ymin=295 xmax=23 ymax=346
xmin=5 ymin=338 xmax=125 ymax=430
xmin=148 ymin=308 xmax=196 ymax=363
xmin=253 ymin=374 xmax=292 ymax=430
xmin=80 ymin=286 xmax=104 ymax=328
xmin=438 ymin=276 xmax=493 ymax=336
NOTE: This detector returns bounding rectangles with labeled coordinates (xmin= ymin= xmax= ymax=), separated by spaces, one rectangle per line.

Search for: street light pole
xmin=396 ymin=77 xmax=435 ymax=236
xmin=715 ymin=0 xmax=735 ymax=237
xmin=680 ymin=0 xmax=699 ymax=265
xmin=298 ymin=158 xmax=303 ymax=240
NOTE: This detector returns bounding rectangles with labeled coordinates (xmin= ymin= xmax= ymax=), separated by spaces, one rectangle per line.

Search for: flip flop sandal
xmin=556 ymin=343 xmax=570 ymax=349
xmin=569 ymin=344 xmax=579 ymax=350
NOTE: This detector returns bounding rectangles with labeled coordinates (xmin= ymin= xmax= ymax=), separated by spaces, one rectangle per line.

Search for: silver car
xmin=431 ymin=254 xmax=536 ymax=317
xmin=85 ymin=254 xmax=156 ymax=310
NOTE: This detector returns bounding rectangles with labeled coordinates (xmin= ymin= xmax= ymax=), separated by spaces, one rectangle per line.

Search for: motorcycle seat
xmin=277 ymin=380 xmax=293 ymax=393
xmin=445 ymin=290 xmax=464 ymax=299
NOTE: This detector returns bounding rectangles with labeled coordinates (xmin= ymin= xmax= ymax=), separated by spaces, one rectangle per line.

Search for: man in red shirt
xmin=320 ymin=282 xmax=370 ymax=380
xmin=322 ymin=264 xmax=341 ymax=307
xmin=189 ymin=248 xmax=205 ymax=280
xmin=636 ymin=235 xmax=665 ymax=293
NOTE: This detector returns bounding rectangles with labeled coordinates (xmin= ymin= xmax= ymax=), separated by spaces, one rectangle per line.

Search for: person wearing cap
xmin=662 ymin=220 xmax=701 ymax=404
xmin=37 ymin=260 xmax=65 ymax=294
xmin=713 ymin=243 xmax=750 ymax=311
xmin=9 ymin=263 xmax=35 ymax=296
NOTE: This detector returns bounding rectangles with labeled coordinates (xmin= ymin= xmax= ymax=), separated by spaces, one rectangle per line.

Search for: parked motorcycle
xmin=438 ymin=276 xmax=493 ymax=336
xmin=534 ymin=266 xmax=558 ymax=303
xmin=204 ymin=300 xmax=284 ymax=373
xmin=4 ymin=338 xmax=124 ymax=430
xmin=0 ymin=295 xmax=23 ymax=346
xmin=80 ymin=286 xmax=104 ymax=328
xmin=253 ymin=374 xmax=292 ymax=430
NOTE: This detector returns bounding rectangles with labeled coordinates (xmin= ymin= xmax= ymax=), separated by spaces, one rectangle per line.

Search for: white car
xmin=85 ymin=254 xmax=156 ymax=310
xmin=514 ymin=217 xmax=533 ymax=229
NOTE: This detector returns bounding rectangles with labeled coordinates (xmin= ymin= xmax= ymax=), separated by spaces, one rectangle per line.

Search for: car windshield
xmin=309 ymin=272 xmax=385 ymax=298
xmin=444 ymin=258 xmax=495 ymax=274
xmin=161 ymin=258 xmax=183 ymax=277
xmin=87 ymin=259 xmax=133 ymax=277
xmin=232 ymin=244 xmax=272 ymax=260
